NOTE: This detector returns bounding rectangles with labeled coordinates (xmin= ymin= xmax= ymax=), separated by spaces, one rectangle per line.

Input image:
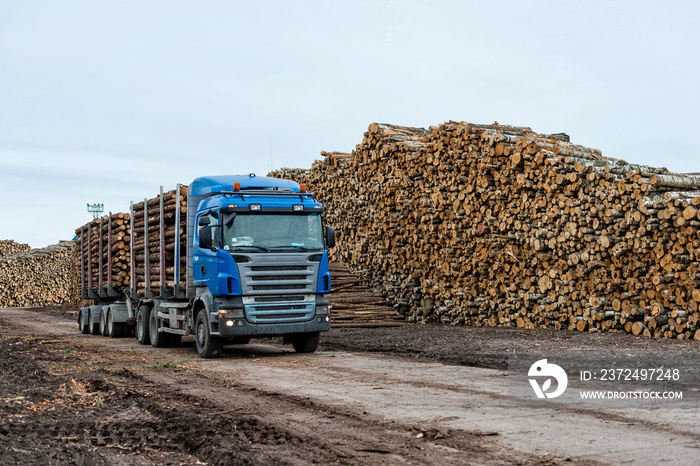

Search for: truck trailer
xmin=76 ymin=174 xmax=335 ymax=358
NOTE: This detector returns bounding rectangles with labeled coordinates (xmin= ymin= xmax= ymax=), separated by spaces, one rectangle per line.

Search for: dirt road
xmin=1 ymin=307 xmax=699 ymax=465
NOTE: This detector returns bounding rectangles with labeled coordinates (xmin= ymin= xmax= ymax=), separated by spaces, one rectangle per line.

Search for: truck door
xmin=193 ymin=210 xmax=220 ymax=288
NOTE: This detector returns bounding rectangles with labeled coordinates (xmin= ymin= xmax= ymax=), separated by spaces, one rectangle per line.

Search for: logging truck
xmin=76 ymin=174 xmax=335 ymax=358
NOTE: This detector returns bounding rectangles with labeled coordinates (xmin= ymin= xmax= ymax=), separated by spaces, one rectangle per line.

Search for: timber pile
xmin=271 ymin=121 xmax=700 ymax=340
xmin=132 ymin=186 xmax=187 ymax=296
xmin=0 ymin=241 xmax=78 ymax=307
xmin=328 ymin=262 xmax=405 ymax=327
xmin=0 ymin=240 xmax=31 ymax=257
xmin=75 ymin=213 xmax=131 ymax=293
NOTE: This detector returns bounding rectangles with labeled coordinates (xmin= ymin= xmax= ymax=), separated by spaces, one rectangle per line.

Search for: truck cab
xmin=186 ymin=174 xmax=335 ymax=357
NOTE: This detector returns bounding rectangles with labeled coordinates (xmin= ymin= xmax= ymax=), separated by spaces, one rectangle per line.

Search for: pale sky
xmin=1 ymin=1 xmax=699 ymax=248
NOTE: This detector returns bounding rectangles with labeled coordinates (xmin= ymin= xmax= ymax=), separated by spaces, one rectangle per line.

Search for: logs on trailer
xmin=75 ymin=212 xmax=132 ymax=294
xmin=271 ymin=121 xmax=700 ymax=340
xmin=74 ymin=185 xmax=187 ymax=298
xmin=131 ymin=185 xmax=187 ymax=297
xmin=0 ymin=241 xmax=78 ymax=307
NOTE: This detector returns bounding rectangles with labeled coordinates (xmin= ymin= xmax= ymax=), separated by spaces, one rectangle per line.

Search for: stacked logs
xmin=0 ymin=241 xmax=78 ymax=307
xmin=327 ymin=262 xmax=405 ymax=327
xmin=74 ymin=213 xmax=131 ymax=294
xmin=271 ymin=121 xmax=700 ymax=339
xmin=0 ymin=240 xmax=31 ymax=257
xmin=131 ymin=186 xmax=187 ymax=296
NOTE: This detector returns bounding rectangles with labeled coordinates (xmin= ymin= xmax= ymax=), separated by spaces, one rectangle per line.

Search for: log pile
xmin=0 ymin=240 xmax=31 ymax=257
xmin=327 ymin=262 xmax=405 ymax=327
xmin=74 ymin=213 xmax=131 ymax=294
xmin=131 ymin=186 xmax=187 ymax=296
xmin=271 ymin=121 xmax=700 ymax=340
xmin=0 ymin=241 xmax=79 ymax=307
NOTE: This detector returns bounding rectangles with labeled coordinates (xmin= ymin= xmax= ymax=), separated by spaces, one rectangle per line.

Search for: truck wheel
xmin=149 ymin=307 xmax=171 ymax=348
xmin=136 ymin=306 xmax=151 ymax=345
xmin=107 ymin=310 xmax=123 ymax=338
xmin=291 ymin=332 xmax=320 ymax=353
xmin=89 ymin=311 xmax=101 ymax=335
xmin=195 ymin=309 xmax=223 ymax=358
xmin=79 ymin=309 xmax=90 ymax=334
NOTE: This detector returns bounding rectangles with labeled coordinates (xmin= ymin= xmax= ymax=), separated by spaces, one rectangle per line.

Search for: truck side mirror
xmin=324 ymin=225 xmax=336 ymax=248
xmin=198 ymin=216 xmax=211 ymax=226
xmin=199 ymin=226 xmax=213 ymax=249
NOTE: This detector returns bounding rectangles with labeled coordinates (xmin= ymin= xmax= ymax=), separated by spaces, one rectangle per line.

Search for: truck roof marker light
xmin=249 ymin=204 xmax=262 ymax=211
xmin=233 ymin=182 xmax=240 ymax=191
xmin=300 ymin=184 xmax=307 ymax=192
xmin=293 ymin=204 xmax=304 ymax=212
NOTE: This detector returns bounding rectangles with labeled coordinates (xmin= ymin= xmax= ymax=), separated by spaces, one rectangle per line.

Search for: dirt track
xmin=1 ymin=307 xmax=699 ymax=465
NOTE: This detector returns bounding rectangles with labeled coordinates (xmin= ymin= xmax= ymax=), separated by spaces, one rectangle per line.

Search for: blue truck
xmin=76 ymin=174 xmax=335 ymax=358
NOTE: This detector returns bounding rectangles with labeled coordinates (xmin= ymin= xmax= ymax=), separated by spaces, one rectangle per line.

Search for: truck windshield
xmin=222 ymin=213 xmax=324 ymax=252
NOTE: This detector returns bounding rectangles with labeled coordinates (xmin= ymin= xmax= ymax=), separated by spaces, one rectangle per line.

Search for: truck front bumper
xmin=213 ymin=315 xmax=331 ymax=337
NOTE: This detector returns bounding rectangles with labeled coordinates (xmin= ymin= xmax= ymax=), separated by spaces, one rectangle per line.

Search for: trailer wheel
xmin=88 ymin=311 xmax=100 ymax=335
xmin=291 ymin=332 xmax=320 ymax=353
xmin=99 ymin=311 xmax=107 ymax=336
xmin=136 ymin=306 xmax=151 ymax=345
xmin=195 ymin=309 xmax=223 ymax=358
xmin=107 ymin=310 xmax=123 ymax=338
xmin=79 ymin=309 xmax=90 ymax=334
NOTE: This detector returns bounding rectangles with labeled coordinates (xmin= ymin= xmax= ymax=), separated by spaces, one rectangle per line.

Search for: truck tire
xmin=149 ymin=307 xmax=172 ymax=348
xmin=89 ymin=311 xmax=101 ymax=335
xmin=136 ymin=306 xmax=151 ymax=345
xmin=195 ymin=309 xmax=223 ymax=358
xmin=79 ymin=309 xmax=90 ymax=334
xmin=107 ymin=310 xmax=123 ymax=338
xmin=99 ymin=311 xmax=107 ymax=336
xmin=291 ymin=332 xmax=320 ymax=353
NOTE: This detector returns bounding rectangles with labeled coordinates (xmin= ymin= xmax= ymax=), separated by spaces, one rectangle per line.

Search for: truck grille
xmin=253 ymin=295 xmax=306 ymax=303
xmin=252 ymin=275 xmax=306 ymax=281
xmin=252 ymin=284 xmax=306 ymax=291
xmin=244 ymin=302 xmax=315 ymax=324
xmin=258 ymin=305 xmax=307 ymax=311
xmin=238 ymin=254 xmax=319 ymax=296
xmin=256 ymin=313 xmax=307 ymax=320
xmin=237 ymin=254 xmax=321 ymax=324
xmin=251 ymin=265 xmax=307 ymax=271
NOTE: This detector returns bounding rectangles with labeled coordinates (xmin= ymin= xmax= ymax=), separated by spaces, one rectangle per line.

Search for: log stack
xmin=74 ymin=213 xmax=131 ymax=295
xmin=271 ymin=121 xmax=700 ymax=340
xmin=0 ymin=241 xmax=78 ymax=307
xmin=327 ymin=262 xmax=405 ymax=327
xmin=131 ymin=186 xmax=187 ymax=296
xmin=0 ymin=240 xmax=31 ymax=257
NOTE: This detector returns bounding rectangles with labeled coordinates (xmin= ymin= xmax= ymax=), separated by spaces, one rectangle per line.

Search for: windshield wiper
xmin=229 ymin=245 xmax=270 ymax=252
xmin=268 ymin=245 xmax=312 ymax=252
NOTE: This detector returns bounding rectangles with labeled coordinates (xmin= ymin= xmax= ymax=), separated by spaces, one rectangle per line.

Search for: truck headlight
xmin=219 ymin=308 xmax=244 ymax=319
xmin=316 ymin=305 xmax=330 ymax=315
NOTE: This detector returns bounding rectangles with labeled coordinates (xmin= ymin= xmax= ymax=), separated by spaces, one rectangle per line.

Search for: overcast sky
xmin=1 ymin=0 xmax=699 ymax=248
